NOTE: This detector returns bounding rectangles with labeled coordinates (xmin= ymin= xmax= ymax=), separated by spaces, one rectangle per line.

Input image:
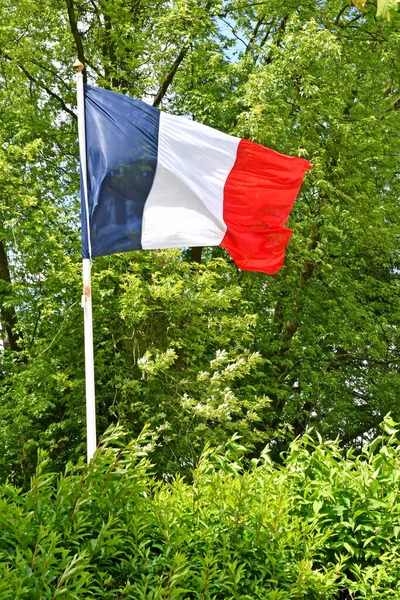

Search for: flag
xmin=82 ymin=85 xmax=311 ymax=274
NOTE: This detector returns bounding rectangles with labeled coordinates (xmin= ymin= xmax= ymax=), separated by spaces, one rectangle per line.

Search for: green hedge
xmin=1 ymin=418 xmax=400 ymax=599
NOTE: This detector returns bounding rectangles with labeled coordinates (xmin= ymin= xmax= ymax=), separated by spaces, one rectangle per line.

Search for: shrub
xmin=1 ymin=418 xmax=400 ymax=598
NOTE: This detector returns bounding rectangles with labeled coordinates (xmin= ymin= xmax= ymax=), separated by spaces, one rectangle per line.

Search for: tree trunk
xmin=191 ymin=247 xmax=202 ymax=264
xmin=0 ymin=239 xmax=23 ymax=352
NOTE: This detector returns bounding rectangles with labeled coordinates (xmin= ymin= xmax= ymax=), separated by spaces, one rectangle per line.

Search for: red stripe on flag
xmin=220 ymin=139 xmax=311 ymax=274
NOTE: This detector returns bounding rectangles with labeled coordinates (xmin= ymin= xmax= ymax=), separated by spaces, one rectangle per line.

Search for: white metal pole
xmin=74 ymin=59 xmax=97 ymax=462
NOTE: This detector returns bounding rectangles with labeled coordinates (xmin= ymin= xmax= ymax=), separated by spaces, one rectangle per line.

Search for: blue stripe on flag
xmin=83 ymin=85 xmax=160 ymax=258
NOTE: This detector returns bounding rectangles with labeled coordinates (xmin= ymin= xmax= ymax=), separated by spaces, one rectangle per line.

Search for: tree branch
xmin=0 ymin=239 xmax=23 ymax=352
xmin=333 ymin=351 xmax=400 ymax=366
xmin=220 ymin=18 xmax=247 ymax=48
xmin=0 ymin=50 xmax=76 ymax=119
xmin=219 ymin=2 xmax=268 ymax=17
xmin=152 ymin=46 xmax=190 ymax=107
xmin=153 ymin=0 xmax=213 ymax=107
xmin=65 ymin=0 xmax=87 ymax=83
xmin=340 ymin=415 xmax=383 ymax=446
xmin=335 ymin=3 xmax=351 ymax=26
xmin=245 ymin=16 xmax=267 ymax=55
xmin=190 ymin=247 xmax=203 ymax=264
xmin=25 ymin=58 xmax=71 ymax=88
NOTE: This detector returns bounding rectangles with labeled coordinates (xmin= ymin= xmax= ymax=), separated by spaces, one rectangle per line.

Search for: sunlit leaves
xmin=376 ymin=0 xmax=400 ymax=20
xmin=2 ymin=420 xmax=400 ymax=596
xmin=351 ymin=0 xmax=367 ymax=8
xmin=351 ymin=0 xmax=399 ymax=20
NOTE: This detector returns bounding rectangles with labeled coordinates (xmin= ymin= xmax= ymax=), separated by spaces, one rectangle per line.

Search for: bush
xmin=1 ymin=418 xmax=400 ymax=598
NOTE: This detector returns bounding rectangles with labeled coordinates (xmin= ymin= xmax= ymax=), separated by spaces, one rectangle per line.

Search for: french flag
xmin=83 ymin=85 xmax=311 ymax=274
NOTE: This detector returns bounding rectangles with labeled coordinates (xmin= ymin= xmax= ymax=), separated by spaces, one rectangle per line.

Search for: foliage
xmin=352 ymin=0 xmax=399 ymax=20
xmin=376 ymin=0 xmax=400 ymax=20
xmin=2 ymin=418 xmax=400 ymax=598
xmin=0 ymin=0 xmax=400 ymax=484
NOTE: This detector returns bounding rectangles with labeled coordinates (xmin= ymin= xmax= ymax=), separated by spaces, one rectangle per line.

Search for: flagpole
xmin=74 ymin=59 xmax=97 ymax=462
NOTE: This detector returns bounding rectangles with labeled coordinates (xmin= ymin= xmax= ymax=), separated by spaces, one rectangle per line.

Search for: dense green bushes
xmin=1 ymin=418 xmax=400 ymax=599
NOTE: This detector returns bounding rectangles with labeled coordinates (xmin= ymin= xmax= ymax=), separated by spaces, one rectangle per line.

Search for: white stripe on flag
xmin=141 ymin=112 xmax=240 ymax=249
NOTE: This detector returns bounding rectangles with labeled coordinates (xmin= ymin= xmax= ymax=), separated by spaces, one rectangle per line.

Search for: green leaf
xmin=376 ymin=0 xmax=400 ymax=20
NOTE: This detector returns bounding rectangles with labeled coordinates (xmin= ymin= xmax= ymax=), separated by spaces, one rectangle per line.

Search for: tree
xmin=0 ymin=0 xmax=399 ymax=483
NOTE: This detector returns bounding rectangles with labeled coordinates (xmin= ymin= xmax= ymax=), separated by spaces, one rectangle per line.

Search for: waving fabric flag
xmin=82 ymin=85 xmax=311 ymax=274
